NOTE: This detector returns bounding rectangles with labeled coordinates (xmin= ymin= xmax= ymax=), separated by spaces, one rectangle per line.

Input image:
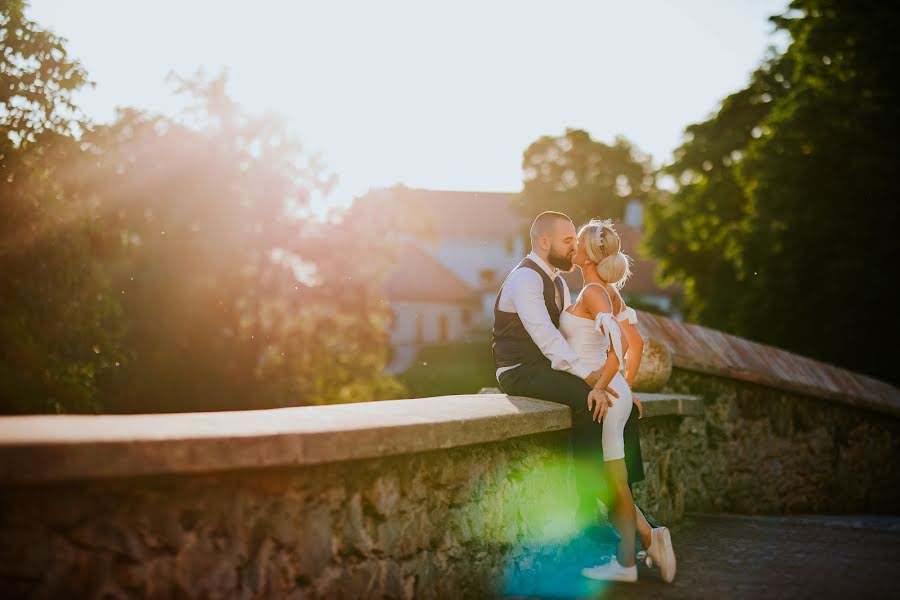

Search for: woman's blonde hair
xmin=578 ymin=218 xmax=632 ymax=288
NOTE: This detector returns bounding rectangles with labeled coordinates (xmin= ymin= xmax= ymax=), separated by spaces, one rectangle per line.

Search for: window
xmin=415 ymin=312 xmax=424 ymax=344
xmin=438 ymin=314 xmax=449 ymax=342
xmin=462 ymin=308 xmax=472 ymax=326
xmin=505 ymin=237 xmax=515 ymax=255
xmin=624 ymin=199 xmax=644 ymax=229
xmin=479 ymin=269 xmax=496 ymax=286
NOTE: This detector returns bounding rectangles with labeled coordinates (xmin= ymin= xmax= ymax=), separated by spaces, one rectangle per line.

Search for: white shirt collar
xmin=527 ymin=251 xmax=561 ymax=280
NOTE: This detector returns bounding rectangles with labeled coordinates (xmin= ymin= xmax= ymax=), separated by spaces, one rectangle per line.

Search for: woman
xmin=560 ymin=218 xmax=676 ymax=583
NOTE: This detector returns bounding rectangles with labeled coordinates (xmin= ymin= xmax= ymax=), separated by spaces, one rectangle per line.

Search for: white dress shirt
xmin=495 ymin=251 xmax=593 ymax=381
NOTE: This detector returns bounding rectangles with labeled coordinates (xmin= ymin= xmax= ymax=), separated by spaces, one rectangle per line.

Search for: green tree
xmin=645 ymin=0 xmax=900 ymax=383
xmin=1 ymin=0 xmax=123 ymax=413
xmin=2 ymin=1 xmax=404 ymax=413
xmin=643 ymin=52 xmax=792 ymax=331
xmin=78 ymin=73 xmax=403 ymax=412
xmin=0 ymin=0 xmax=88 ymax=146
xmin=516 ymin=129 xmax=655 ymax=227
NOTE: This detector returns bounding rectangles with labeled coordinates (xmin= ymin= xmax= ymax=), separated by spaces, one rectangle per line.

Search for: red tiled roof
xmin=385 ymin=242 xmax=477 ymax=303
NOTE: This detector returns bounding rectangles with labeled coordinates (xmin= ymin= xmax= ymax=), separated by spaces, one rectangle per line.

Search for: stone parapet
xmin=1 ymin=380 xmax=898 ymax=597
xmin=636 ymin=369 xmax=900 ymax=523
xmin=2 ymin=310 xmax=900 ymax=597
xmin=631 ymin=336 xmax=673 ymax=392
xmin=636 ymin=311 xmax=900 ymax=417
xmin=0 ymin=393 xmax=697 ymax=485
xmin=0 ymin=430 xmax=578 ymax=599
xmin=637 ymin=393 xmax=703 ymax=419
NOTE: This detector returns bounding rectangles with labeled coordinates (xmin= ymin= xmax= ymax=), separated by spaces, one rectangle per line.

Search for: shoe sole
xmin=581 ymin=567 xmax=638 ymax=583
xmin=655 ymin=527 xmax=677 ymax=583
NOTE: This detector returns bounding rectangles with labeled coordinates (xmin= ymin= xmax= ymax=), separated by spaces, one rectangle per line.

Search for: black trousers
xmin=498 ymin=364 xmax=645 ymax=520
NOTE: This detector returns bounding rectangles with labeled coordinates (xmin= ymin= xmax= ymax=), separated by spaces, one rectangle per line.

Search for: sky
xmin=29 ymin=0 xmax=789 ymax=212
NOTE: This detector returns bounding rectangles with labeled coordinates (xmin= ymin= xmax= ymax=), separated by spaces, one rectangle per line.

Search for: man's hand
xmin=587 ymin=387 xmax=615 ymax=422
xmin=633 ymin=393 xmax=644 ymax=419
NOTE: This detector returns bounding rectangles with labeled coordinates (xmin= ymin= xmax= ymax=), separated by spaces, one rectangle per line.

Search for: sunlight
xmin=29 ymin=0 xmax=789 ymax=208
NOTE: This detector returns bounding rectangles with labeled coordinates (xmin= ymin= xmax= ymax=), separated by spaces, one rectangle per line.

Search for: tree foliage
xmin=1 ymin=3 xmax=403 ymax=413
xmin=645 ymin=0 xmax=899 ymax=383
xmin=643 ymin=52 xmax=793 ymax=331
xmin=1 ymin=0 xmax=120 ymax=412
xmin=515 ymin=129 xmax=655 ymax=227
xmin=0 ymin=0 xmax=89 ymax=146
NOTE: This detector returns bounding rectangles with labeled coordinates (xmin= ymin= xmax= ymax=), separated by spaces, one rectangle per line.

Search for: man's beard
xmin=547 ymin=248 xmax=574 ymax=272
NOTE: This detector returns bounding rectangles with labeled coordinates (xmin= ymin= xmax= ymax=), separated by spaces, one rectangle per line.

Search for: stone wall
xmin=634 ymin=370 xmax=900 ymax=523
xmin=1 ymin=430 xmax=578 ymax=599
xmin=3 ymin=307 xmax=900 ymax=598
xmin=2 ymin=377 xmax=898 ymax=598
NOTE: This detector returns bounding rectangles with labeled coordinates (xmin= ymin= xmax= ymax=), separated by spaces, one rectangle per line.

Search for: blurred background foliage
xmin=1 ymin=0 xmax=403 ymax=413
xmin=644 ymin=0 xmax=899 ymax=384
xmin=515 ymin=129 xmax=656 ymax=226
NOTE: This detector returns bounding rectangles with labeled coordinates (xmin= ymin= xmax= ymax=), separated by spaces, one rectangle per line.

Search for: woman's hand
xmin=633 ymin=393 xmax=644 ymax=419
xmin=588 ymin=386 xmax=618 ymax=422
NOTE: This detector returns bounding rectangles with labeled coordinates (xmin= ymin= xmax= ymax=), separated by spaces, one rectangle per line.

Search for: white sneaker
xmin=646 ymin=526 xmax=677 ymax=583
xmin=581 ymin=557 xmax=638 ymax=583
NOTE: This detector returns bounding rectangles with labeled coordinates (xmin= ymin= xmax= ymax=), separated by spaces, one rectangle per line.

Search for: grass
xmin=396 ymin=340 xmax=499 ymax=398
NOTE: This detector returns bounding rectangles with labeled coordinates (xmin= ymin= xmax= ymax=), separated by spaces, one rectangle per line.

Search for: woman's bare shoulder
xmin=609 ymin=286 xmax=625 ymax=312
xmin=581 ymin=283 xmax=614 ymax=314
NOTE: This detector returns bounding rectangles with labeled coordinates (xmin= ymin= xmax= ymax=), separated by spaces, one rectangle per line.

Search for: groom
xmin=492 ymin=211 xmax=645 ymax=523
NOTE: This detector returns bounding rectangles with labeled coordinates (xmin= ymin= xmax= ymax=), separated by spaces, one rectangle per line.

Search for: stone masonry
xmin=2 ymin=370 xmax=899 ymax=598
xmin=2 ymin=305 xmax=900 ymax=598
xmin=0 ymin=430 xmax=579 ymax=599
xmin=634 ymin=370 xmax=900 ymax=523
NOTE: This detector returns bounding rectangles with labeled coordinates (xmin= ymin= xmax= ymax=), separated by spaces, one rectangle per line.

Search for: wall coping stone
xmin=636 ymin=311 xmax=900 ymax=417
xmin=0 ymin=393 xmax=699 ymax=485
xmin=478 ymin=387 xmax=701 ymax=419
xmin=639 ymin=393 xmax=704 ymax=418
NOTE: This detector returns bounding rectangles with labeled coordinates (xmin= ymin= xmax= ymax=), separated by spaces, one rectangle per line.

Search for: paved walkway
xmin=503 ymin=513 xmax=900 ymax=599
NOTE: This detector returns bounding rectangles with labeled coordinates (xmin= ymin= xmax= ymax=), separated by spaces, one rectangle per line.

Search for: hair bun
xmin=577 ymin=218 xmax=632 ymax=288
xmin=596 ymin=252 xmax=631 ymax=286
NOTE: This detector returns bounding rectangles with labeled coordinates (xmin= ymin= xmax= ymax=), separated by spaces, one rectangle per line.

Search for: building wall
xmin=425 ymin=236 xmax=680 ymax=323
xmin=389 ymin=301 xmax=475 ymax=346
xmin=426 ymin=237 xmax=524 ymax=292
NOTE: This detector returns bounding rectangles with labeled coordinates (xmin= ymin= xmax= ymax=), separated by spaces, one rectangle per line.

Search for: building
xmin=357 ymin=187 xmax=681 ymax=371
xmin=384 ymin=242 xmax=480 ymax=371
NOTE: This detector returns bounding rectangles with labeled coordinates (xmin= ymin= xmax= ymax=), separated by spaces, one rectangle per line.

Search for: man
xmin=492 ymin=211 xmax=651 ymax=568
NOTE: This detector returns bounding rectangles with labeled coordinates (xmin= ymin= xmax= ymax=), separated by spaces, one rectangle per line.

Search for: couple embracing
xmin=492 ymin=211 xmax=677 ymax=584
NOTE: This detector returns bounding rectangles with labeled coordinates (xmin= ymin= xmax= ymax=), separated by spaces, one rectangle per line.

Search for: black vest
xmin=492 ymin=258 xmax=562 ymax=370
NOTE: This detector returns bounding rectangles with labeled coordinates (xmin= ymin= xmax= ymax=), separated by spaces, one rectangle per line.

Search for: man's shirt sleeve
xmin=506 ymin=269 xmax=593 ymax=380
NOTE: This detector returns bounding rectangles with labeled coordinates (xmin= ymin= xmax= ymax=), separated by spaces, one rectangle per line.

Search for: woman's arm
xmin=592 ymin=339 xmax=621 ymax=391
xmin=610 ymin=290 xmax=643 ymax=387
xmin=610 ymin=291 xmax=644 ymax=417
xmin=582 ymin=286 xmax=623 ymax=420
xmin=620 ymin=319 xmax=643 ymax=387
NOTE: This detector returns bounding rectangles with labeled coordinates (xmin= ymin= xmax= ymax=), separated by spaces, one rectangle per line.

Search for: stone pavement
xmin=503 ymin=513 xmax=900 ymax=599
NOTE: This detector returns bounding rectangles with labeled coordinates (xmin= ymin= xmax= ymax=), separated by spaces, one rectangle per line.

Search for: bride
xmin=560 ymin=218 xmax=676 ymax=583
